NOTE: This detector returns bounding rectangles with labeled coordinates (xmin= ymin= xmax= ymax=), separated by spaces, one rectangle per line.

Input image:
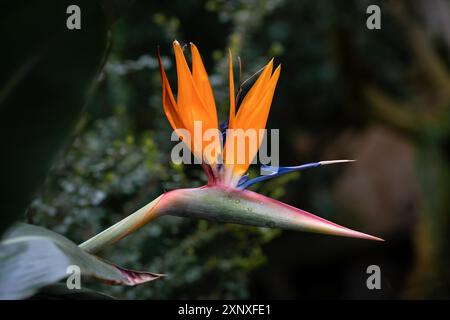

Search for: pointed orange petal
xmin=233 ymin=59 xmax=274 ymax=125
xmin=173 ymin=41 xmax=219 ymax=164
xmin=157 ymin=48 xmax=183 ymax=131
xmin=221 ymin=49 xmax=236 ymax=172
xmin=172 ymin=41 xmax=194 ymax=130
xmin=173 ymin=41 xmax=217 ymax=131
xmin=190 ymin=43 xmax=217 ymax=116
xmin=241 ymin=65 xmax=281 ymax=131
xmin=228 ymin=49 xmax=236 ymax=129
xmin=223 ymin=59 xmax=274 ymax=182
xmin=224 ymin=64 xmax=281 ymax=186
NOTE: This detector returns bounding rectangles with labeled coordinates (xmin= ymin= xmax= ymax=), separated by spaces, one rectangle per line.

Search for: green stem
xmin=79 ymin=195 xmax=164 ymax=254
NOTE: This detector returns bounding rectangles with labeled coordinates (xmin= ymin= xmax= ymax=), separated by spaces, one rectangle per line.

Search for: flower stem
xmin=79 ymin=195 xmax=164 ymax=254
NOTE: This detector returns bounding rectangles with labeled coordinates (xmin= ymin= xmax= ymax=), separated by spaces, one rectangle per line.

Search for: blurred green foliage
xmin=0 ymin=0 xmax=107 ymax=235
xmin=28 ymin=0 xmax=287 ymax=298
xmin=19 ymin=0 xmax=450 ymax=299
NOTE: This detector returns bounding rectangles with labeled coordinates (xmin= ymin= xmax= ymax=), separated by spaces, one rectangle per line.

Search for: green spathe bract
xmin=164 ymin=187 xmax=383 ymax=241
xmin=80 ymin=186 xmax=383 ymax=254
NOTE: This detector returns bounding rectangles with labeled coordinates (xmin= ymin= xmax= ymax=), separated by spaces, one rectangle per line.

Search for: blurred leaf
xmin=0 ymin=223 xmax=163 ymax=300
xmin=0 ymin=0 xmax=108 ymax=235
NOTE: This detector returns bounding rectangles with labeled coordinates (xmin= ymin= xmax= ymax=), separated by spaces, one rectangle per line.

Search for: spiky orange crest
xmin=158 ymin=41 xmax=280 ymax=187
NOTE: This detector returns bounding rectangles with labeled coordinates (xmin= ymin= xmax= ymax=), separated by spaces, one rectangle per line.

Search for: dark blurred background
xmin=3 ymin=0 xmax=450 ymax=299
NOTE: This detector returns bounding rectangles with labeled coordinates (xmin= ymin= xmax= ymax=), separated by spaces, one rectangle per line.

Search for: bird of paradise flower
xmin=80 ymin=41 xmax=383 ymax=255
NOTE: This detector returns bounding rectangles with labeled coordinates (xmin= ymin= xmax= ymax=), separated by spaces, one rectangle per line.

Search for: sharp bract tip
xmin=319 ymin=159 xmax=356 ymax=166
xmin=162 ymin=187 xmax=384 ymax=242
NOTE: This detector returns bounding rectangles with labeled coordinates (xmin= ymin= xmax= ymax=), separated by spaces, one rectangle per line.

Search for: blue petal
xmin=237 ymin=173 xmax=250 ymax=186
xmin=237 ymin=160 xmax=355 ymax=189
xmin=220 ymin=121 xmax=228 ymax=145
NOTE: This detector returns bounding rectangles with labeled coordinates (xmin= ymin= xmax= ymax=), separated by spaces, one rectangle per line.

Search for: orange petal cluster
xmin=158 ymin=41 xmax=280 ymax=186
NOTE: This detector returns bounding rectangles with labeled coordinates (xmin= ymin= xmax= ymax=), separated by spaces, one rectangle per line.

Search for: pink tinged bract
xmin=158 ymin=186 xmax=383 ymax=241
